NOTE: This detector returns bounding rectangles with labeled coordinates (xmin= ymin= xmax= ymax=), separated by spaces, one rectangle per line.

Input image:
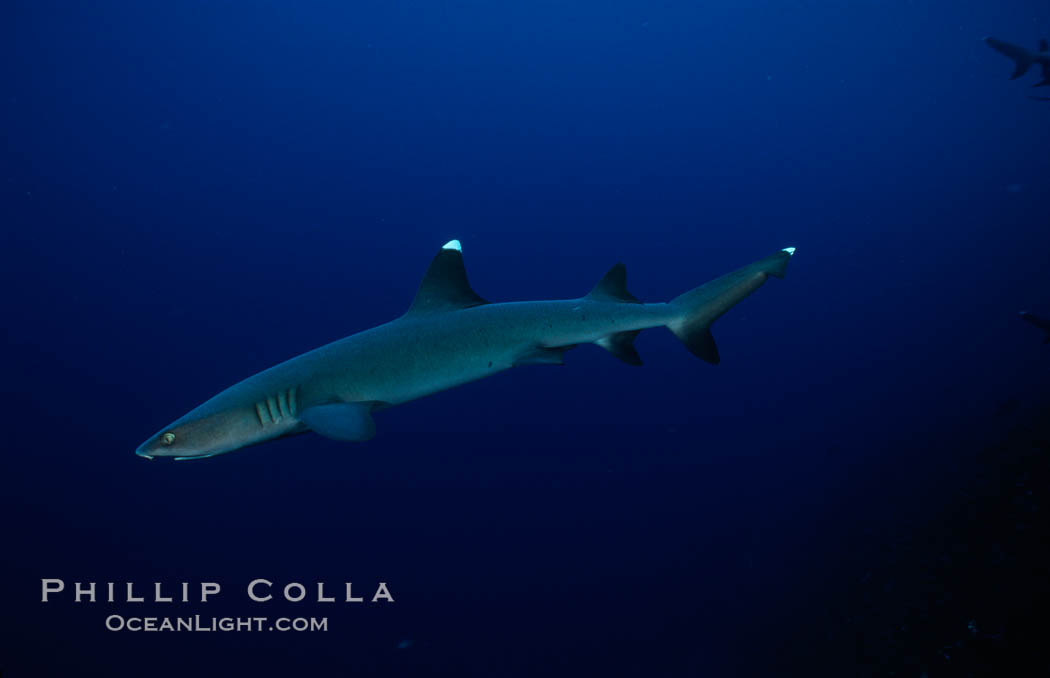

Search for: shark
xmin=984 ymin=37 xmax=1050 ymax=93
xmin=136 ymin=241 xmax=795 ymax=460
xmin=1019 ymin=310 xmax=1050 ymax=343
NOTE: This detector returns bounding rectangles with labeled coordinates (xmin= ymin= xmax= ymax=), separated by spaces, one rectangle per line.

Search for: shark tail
xmin=666 ymin=248 xmax=795 ymax=364
xmin=984 ymin=37 xmax=1036 ymax=79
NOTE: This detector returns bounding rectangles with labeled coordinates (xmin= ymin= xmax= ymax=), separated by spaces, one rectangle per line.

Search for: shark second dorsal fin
xmin=586 ymin=263 xmax=640 ymax=304
xmin=406 ymin=240 xmax=488 ymax=315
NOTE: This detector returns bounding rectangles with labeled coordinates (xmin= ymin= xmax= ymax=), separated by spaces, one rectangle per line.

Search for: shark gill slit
xmin=254 ymin=387 xmax=299 ymax=428
xmin=255 ymin=401 xmax=268 ymax=427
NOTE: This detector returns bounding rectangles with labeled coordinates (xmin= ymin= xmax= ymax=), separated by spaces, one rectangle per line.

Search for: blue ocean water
xmin=3 ymin=1 xmax=1050 ymax=675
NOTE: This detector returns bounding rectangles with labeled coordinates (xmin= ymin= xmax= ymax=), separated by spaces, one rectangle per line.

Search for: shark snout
xmin=135 ymin=436 xmax=203 ymax=461
xmin=135 ymin=435 xmax=177 ymax=460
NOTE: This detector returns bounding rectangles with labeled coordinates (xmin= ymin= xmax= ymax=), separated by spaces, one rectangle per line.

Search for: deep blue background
xmin=3 ymin=1 xmax=1050 ymax=675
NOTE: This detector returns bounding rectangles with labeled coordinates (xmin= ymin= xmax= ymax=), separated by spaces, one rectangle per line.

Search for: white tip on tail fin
xmin=782 ymin=247 xmax=796 ymax=255
xmin=442 ymin=239 xmax=462 ymax=252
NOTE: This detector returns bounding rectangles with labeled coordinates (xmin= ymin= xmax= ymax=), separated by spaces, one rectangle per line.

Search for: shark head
xmin=135 ymin=408 xmax=263 ymax=460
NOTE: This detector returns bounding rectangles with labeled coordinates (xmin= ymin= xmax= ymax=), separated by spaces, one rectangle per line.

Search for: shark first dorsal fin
xmin=406 ymin=240 xmax=488 ymax=314
xmin=586 ymin=263 xmax=640 ymax=304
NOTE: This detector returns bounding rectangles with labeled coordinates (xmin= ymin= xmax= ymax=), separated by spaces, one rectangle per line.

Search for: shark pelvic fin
xmin=595 ymin=330 xmax=644 ymax=365
xmin=586 ymin=263 xmax=640 ymax=304
xmin=300 ymin=402 xmax=378 ymax=442
xmin=407 ymin=240 xmax=488 ymax=314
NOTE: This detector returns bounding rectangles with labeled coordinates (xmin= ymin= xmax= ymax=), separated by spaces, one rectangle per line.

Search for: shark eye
xmin=161 ymin=432 xmax=176 ymax=445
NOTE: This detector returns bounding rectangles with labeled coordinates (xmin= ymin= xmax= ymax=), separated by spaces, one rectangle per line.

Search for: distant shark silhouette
xmin=136 ymin=240 xmax=796 ymax=460
xmin=984 ymin=37 xmax=1050 ymax=94
xmin=1019 ymin=311 xmax=1050 ymax=343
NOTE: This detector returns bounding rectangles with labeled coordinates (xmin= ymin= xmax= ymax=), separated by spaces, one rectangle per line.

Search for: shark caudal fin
xmin=985 ymin=37 xmax=1037 ymax=79
xmin=666 ymin=247 xmax=795 ymax=364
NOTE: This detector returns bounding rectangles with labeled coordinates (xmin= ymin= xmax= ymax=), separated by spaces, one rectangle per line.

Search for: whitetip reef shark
xmin=136 ymin=240 xmax=795 ymax=460
xmin=984 ymin=37 xmax=1050 ymax=97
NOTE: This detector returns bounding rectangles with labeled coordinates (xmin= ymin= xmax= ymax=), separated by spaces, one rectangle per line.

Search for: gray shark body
xmin=136 ymin=241 xmax=795 ymax=460
xmin=985 ymin=37 xmax=1050 ymax=88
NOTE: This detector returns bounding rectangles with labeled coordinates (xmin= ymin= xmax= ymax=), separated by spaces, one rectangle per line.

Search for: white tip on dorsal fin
xmin=782 ymin=247 xmax=796 ymax=255
xmin=442 ymin=239 xmax=462 ymax=252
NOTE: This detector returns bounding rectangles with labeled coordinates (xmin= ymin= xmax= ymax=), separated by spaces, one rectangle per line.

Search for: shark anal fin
xmin=300 ymin=402 xmax=379 ymax=442
xmin=586 ymin=263 xmax=640 ymax=304
xmin=514 ymin=345 xmax=574 ymax=366
xmin=595 ymin=330 xmax=643 ymax=365
xmin=407 ymin=241 xmax=488 ymax=314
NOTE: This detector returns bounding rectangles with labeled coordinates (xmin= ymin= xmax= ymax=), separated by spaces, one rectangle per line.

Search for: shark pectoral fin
xmin=514 ymin=346 xmax=574 ymax=366
xmin=300 ymin=402 xmax=377 ymax=442
xmin=595 ymin=330 xmax=643 ymax=366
